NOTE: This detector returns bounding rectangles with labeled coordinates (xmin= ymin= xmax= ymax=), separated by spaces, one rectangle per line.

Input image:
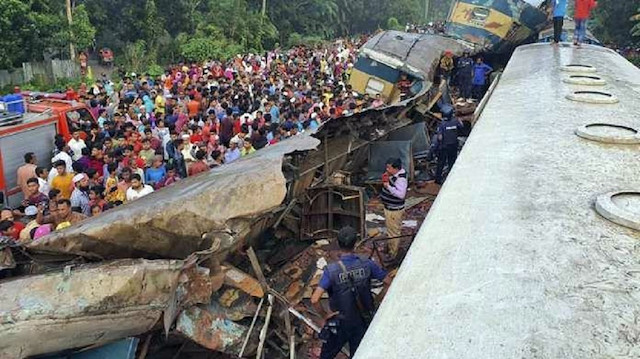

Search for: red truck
xmin=0 ymin=95 xmax=96 ymax=207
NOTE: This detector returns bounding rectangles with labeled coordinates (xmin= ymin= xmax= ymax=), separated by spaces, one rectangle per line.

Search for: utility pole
xmin=66 ymin=0 xmax=76 ymax=60
xmin=424 ymin=0 xmax=430 ymax=22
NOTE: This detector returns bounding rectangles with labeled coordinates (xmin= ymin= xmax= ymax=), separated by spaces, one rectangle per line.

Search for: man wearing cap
xmin=19 ymin=206 xmax=40 ymax=242
xmin=380 ymin=158 xmax=408 ymax=260
xmin=70 ymin=173 xmax=91 ymax=216
xmin=311 ymin=226 xmax=389 ymax=359
xmin=224 ymin=139 xmax=241 ymax=164
xmin=435 ymin=105 xmax=464 ymax=185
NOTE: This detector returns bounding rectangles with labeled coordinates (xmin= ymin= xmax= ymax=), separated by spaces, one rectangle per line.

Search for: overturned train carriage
xmin=350 ymin=31 xmax=471 ymax=103
xmin=446 ymin=0 xmax=550 ymax=52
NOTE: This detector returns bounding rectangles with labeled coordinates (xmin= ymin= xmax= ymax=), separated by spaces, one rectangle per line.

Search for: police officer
xmin=311 ymin=226 xmax=389 ymax=359
xmin=435 ymin=105 xmax=463 ymax=185
xmin=456 ymin=51 xmax=474 ymax=101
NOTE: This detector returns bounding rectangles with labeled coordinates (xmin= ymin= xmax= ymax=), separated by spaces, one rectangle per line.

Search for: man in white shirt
xmin=48 ymin=144 xmax=74 ymax=183
xmin=35 ymin=167 xmax=50 ymax=195
xmin=126 ymin=174 xmax=154 ymax=201
xmin=67 ymin=130 xmax=87 ymax=161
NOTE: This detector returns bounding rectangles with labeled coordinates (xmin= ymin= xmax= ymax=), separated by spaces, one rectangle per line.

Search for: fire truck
xmin=0 ymin=94 xmax=96 ymax=208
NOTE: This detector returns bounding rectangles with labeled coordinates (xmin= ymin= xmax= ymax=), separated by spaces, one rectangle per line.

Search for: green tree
xmin=591 ymin=0 xmax=638 ymax=46
xmin=631 ymin=7 xmax=640 ymax=38
xmin=68 ymin=4 xmax=96 ymax=52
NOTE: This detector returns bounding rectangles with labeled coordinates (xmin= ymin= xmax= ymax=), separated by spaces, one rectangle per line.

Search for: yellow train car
xmin=446 ymin=0 xmax=550 ymax=52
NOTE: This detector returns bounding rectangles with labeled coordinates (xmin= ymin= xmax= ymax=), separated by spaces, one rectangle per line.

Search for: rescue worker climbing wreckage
xmin=311 ymin=226 xmax=390 ymax=359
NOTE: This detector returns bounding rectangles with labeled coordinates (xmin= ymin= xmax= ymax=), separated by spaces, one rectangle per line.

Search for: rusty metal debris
xmin=0 ymin=259 xmax=213 ymax=358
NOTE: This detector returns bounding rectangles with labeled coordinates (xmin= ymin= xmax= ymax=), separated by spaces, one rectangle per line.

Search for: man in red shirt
xmin=188 ymin=151 xmax=209 ymax=177
xmin=574 ymin=0 xmax=597 ymax=46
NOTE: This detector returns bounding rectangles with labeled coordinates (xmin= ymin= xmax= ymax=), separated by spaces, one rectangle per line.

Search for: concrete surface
xmin=355 ymin=43 xmax=640 ymax=358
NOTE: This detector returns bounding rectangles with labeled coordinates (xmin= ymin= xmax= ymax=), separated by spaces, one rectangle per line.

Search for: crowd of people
xmin=1 ymin=38 xmax=396 ymax=242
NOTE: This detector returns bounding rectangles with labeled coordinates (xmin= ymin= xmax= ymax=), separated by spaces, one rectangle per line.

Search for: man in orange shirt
xmin=16 ymin=152 xmax=37 ymax=198
xmin=50 ymin=160 xmax=74 ymax=199
xmin=187 ymin=95 xmax=200 ymax=119
xmin=574 ymin=0 xmax=597 ymax=46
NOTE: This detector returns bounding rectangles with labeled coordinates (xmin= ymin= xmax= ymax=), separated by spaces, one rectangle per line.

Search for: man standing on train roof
xmin=435 ymin=105 xmax=464 ymax=185
xmin=574 ymin=0 xmax=597 ymax=47
xmin=311 ymin=226 xmax=389 ymax=359
xmin=380 ymin=158 xmax=408 ymax=260
xmin=552 ymin=0 xmax=568 ymax=45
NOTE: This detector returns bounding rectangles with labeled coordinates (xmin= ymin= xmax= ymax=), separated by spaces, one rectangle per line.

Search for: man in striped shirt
xmin=380 ymin=158 xmax=408 ymax=259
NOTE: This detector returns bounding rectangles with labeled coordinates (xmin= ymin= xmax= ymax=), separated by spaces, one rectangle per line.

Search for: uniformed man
xmin=456 ymin=51 xmax=474 ymax=101
xmin=311 ymin=226 xmax=389 ymax=359
xmin=435 ymin=105 xmax=464 ymax=185
xmin=380 ymin=158 xmax=408 ymax=259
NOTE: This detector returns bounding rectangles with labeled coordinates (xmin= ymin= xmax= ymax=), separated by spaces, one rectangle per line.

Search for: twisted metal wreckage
xmin=0 ymin=33 xmax=474 ymax=358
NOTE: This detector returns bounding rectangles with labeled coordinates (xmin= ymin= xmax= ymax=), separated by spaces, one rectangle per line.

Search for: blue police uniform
xmin=435 ymin=114 xmax=463 ymax=184
xmin=318 ymin=254 xmax=387 ymax=359
xmin=456 ymin=56 xmax=474 ymax=99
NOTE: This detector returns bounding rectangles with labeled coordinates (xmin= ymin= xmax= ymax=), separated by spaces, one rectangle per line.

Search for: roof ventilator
xmin=566 ymin=90 xmax=619 ymax=104
xmin=595 ymin=191 xmax=640 ymax=231
xmin=560 ymin=64 xmax=597 ymax=73
xmin=563 ymin=75 xmax=606 ymax=86
xmin=575 ymin=123 xmax=640 ymax=144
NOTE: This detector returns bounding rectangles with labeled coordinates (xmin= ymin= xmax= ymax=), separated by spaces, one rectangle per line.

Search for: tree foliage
xmin=590 ymin=0 xmax=638 ymax=46
xmin=631 ymin=7 xmax=640 ymax=38
xmin=0 ymin=0 xmax=95 ymax=68
xmin=4 ymin=0 xmax=636 ymax=71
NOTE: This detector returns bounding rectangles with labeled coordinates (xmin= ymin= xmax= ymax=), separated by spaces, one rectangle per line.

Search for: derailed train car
xmin=349 ymin=31 xmax=472 ymax=104
xmin=446 ymin=0 xmax=551 ymax=52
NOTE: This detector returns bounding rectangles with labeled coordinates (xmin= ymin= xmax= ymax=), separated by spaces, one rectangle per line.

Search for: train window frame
xmin=66 ymin=108 xmax=93 ymax=134
xmin=365 ymin=78 xmax=385 ymax=95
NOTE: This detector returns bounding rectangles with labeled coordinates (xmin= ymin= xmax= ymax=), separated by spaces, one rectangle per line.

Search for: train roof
xmin=355 ymin=43 xmax=640 ymax=358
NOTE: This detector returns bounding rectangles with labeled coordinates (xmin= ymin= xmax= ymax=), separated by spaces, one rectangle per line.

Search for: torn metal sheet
xmin=0 ymin=259 xmax=212 ymax=358
xmin=176 ymin=306 xmax=249 ymax=355
xmin=28 ymin=136 xmax=320 ymax=260
xmin=222 ymin=264 xmax=264 ymax=298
